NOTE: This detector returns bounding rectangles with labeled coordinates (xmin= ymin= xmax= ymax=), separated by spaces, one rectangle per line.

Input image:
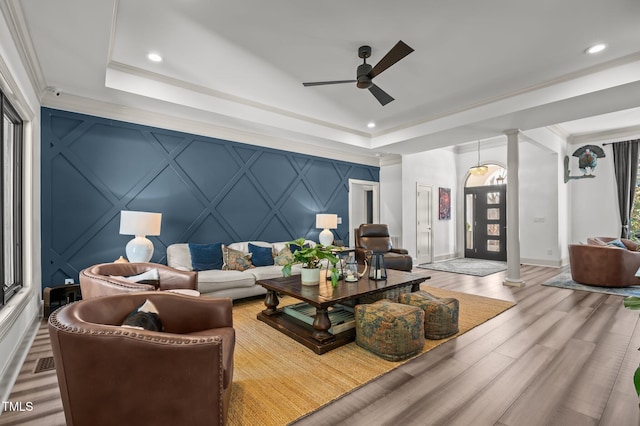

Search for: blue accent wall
xmin=41 ymin=108 xmax=379 ymax=287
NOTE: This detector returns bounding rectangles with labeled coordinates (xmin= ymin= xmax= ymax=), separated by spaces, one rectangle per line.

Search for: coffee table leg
xmin=311 ymin=307 xmax=334 ymax=343
xmin=263 ymin=290 xmax=280 ymax=315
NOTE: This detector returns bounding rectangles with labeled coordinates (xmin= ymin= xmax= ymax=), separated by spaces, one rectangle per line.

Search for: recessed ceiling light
xmin=147 ymin=52 xmax=163 ymax=62
xmin=367 ymin=122 xmax=376 ymax=128
xmin=585 ymin=43 xmax=607 ymax=54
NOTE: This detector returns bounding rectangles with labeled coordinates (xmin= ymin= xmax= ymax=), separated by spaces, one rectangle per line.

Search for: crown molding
xmin=41 ymin=92 xmax=382 ymax=167
xmin=0 ymin=0 xmax=47 ymax=97
xmin=568 ymin=124 xmax=640 ymax=145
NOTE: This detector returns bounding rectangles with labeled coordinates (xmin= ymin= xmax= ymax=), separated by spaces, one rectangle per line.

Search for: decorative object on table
xmin=438 ymin=187 xmax=451 ymax=220
xmin=564 ymin=144 xmax=606 ymax=182
xmin=345 ymin=254 xmax=359 ymax=282
xmin=114 ymin=255 xmax=128 ymax=263
xmin=282 ymin=237 xmax=338 ymax=286
xmin=330 ymin=266 xmax=340 ymax=287
xmin=316 ymin=213 xmax=338 ymax=246
xmin=368 ymin=251 xmax=387 ymax=280
xmin=119 ymin=210 xmax=162 ymax=262
xmin=468 ymin=140 xmax=488 ymax=176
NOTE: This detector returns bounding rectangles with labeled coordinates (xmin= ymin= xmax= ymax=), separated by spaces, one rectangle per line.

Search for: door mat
xmin=417 ymin=258 xmax=507 ymax=277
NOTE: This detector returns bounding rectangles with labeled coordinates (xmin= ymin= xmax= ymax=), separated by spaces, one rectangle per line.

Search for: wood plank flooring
xmin=1 ymin=265 xmax=639 ymax=425
xmin=293 ymin=265 xmax=640 ymax=426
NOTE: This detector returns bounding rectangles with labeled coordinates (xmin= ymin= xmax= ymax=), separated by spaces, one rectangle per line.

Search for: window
xmin=1 ymin=93 xmax=23 ymax=308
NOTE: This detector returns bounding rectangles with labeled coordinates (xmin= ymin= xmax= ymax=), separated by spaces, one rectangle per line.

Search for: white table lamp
xmin=119 ymin=211 xmax=162 ymax=263
xmin=316 ymin=213 xmax=338 ymax=246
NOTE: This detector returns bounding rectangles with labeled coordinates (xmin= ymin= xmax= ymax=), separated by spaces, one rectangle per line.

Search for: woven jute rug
xmin=228 ymin=286 xmax=515 ymax=425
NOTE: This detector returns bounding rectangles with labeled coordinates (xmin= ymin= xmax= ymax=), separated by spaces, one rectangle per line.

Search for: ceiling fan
xmin=302 ymin=40 xmax=414 ymax=106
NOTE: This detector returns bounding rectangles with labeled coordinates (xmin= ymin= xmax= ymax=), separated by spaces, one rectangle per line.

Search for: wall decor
xmin=40 ymin=108 xmax=379 ymax=287
xmin=439 ymin=187 xmax=451 ymax=220
xmin=564 ymin=144 xmax=606 ymax=183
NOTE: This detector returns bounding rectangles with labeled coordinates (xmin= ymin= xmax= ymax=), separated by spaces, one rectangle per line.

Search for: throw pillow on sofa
xmin=274 ymin=246 xmax=294 ymax=266
xmin=222 ymin=245 xmax=254 ymax=271
xmin=188 ymin=242 xmax=223 ymax=271
xmin=606 ymin=238 xmax=627 ymax=249
xmin=249 ymin=243 xmax=275 ymax=267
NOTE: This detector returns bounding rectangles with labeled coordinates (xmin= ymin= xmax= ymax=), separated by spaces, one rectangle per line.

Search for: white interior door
xmin=416 ymin=183 xmax=433 ymax=264
xmin=349 ymin=179 xmax=380 ymax=247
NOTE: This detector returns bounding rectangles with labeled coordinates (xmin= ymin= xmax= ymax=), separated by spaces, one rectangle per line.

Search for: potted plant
xmin=282 ymin=237 xmax=338 ymax=285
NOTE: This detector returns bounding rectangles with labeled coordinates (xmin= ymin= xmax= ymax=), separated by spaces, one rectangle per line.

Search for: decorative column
xmin=503 ymin=129 xmax=525 ymax=287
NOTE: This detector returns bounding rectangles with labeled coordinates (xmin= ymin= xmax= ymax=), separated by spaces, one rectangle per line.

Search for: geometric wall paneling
xmin=41 ymin=107 xmax=379 ymax=288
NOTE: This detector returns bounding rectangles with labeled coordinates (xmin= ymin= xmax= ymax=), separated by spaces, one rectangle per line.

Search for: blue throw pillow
xmin=188 ymin=242 xmax=223 ymax=271
xmin=607 ymin=238 xmax=627 ymax=249
xmin=289 ymin=242 xmax=310 ymax=253
xmin=249 ymin=243 xmax=274 ymax=267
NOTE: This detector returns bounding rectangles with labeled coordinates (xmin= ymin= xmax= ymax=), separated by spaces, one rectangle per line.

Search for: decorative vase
xmin=300 ymin=267 xmax=321 ymax=285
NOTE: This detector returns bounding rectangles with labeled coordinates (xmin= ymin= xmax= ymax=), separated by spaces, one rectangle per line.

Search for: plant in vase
xmin=282 ymin=238 xmax=338 ymax=285
xmin=623 ymin=296 xmax=640 ymax=397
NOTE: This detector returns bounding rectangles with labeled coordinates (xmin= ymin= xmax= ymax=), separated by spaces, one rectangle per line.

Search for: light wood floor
xmin=294 ymin=265 xmax=640 ymax=426
xmin=2 ymin=265 xmax=639 ymax=425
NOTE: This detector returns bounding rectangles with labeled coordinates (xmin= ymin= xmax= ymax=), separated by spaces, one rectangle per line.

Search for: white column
xmin=503 ymin=129 xmax=525 ymax=287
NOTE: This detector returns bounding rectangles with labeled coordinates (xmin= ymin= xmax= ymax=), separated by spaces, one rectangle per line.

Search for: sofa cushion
xmin=222 ymin=246 xmax=254 ymax=271
xmin=607 ymin=238 xmax=627 ymax=249
xmin=166 ymin=243 xmax=193 ymax=271
xmin=196 ymin=269 xmax=257 ymax=292
xmin=249 ymin=243 xmax=274 ymax=267
xmin=273 ymin=246 xmax=294 ymax=266
xmin=188 ymin=242 xmax=223 ymax=271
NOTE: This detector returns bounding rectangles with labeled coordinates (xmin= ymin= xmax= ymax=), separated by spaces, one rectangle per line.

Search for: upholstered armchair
xmin=569 ymin=237 xmax=640 ymax=287
xmin=48 ymin=292 xmax=235 ymax=426
xmin=354 ymin=224 xmax=413 ymax=271
xmin=80 ymin=262 xmax=197 ymax=299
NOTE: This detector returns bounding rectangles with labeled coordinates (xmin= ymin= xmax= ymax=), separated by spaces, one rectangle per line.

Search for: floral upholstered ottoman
xmin=398 ymin=291 xmax=459 ymax=339
xmin=355 ymin=299 xmax=425 ymax=361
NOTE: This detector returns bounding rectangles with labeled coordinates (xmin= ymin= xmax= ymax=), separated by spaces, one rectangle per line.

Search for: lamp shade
xmin=316 ymin=214 xmax=338 ymax=230
xmin=119 ymin=211 xmax=162 ymax=236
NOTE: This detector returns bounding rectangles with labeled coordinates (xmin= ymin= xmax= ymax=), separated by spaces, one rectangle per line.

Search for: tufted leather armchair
xmin=80 ymin=262 xmax=197 ymax=299
xmin=48 ymin=291 xmax=235 ymax=426
xmin=354 ymin=224 xmax=413 ymax=272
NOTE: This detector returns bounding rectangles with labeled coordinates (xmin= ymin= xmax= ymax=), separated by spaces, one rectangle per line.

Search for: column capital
xmin=504 ymin=129 xmax=521 ymax=136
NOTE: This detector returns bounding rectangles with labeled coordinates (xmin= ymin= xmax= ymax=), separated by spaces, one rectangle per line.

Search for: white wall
xmin=0 ymin=6 xmax=42 ymax=402
xmin=569 ymin=143 xmax=620 ymax=243
xmin=402 ymin=149 xmax=458 ymax=261
xmin=380 ymin=161 xmax=403 ymax=246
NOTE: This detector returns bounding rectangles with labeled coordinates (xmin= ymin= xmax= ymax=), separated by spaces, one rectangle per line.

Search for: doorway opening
xmin=464 ymin=165 xmax=507 ymax=261
xmin=349 ymin=179 xmax=380 ymax=247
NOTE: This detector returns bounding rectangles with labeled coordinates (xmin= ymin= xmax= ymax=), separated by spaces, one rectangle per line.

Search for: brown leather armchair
xmin=355 ymin=224 xmax=413 ymax=272
xmin=48 ymin=291 xmax=235 ymax=426
xmin=80 ymin=262 xmax=197 ymax=299
xmin=569 ymin=237 xmax=640 ymax=287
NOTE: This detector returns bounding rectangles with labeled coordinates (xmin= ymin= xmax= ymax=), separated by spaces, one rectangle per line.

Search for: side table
xmin=43 ymin=284 xmax=82 ymax=318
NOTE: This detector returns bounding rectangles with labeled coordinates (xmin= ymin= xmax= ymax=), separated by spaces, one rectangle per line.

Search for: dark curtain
xmin=612 ymin=139 xmax=640 ymax=238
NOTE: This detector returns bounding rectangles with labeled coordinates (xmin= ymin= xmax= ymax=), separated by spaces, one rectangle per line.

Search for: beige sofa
xmin=167 ymin=240 xmax=314 ymax=299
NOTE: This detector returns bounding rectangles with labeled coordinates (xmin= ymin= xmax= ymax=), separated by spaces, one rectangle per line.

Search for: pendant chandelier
xmin=469 ymin=140 xmax=488 ymax=176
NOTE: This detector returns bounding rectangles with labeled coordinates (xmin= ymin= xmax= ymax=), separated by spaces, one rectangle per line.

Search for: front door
xmin=464 ymin=185 xmax=506 ymax=261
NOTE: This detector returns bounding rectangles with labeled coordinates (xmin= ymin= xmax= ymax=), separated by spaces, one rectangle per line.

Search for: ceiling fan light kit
xmin=302 ymin=40 xmax=414 ymax=106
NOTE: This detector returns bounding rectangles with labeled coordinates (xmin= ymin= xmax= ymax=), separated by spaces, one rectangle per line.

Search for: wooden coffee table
xmin=256 ymin=269 xmax=429 ymax=354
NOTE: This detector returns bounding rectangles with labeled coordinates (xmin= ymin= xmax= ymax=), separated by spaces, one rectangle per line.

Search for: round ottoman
xmin=355 ymin=299 xmax=425 ymax=361
xmin=398 ymin=291 xmax=459 ymax=339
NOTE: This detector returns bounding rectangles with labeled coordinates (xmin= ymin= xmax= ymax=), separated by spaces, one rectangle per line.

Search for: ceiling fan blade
xmin=302 ymin=80 xmax=356 ymax=87
xmin=368 ymin=40 xmax=414 ymax=79
xmin=369 ymin=84 xmax=394 ymax=106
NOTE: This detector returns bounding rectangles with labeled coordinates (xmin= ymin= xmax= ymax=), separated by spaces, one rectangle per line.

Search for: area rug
xmin=417 ymin=258 xmax=507 ymax=277
xmin=542 ymin=273 xmax=640 ymax=297
xmin=228 ymin=286 xmax=515 ymax=425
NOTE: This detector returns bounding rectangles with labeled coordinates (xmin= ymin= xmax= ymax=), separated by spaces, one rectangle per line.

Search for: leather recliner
xmin=80 ymin=262 xmax=197 ymax=299
xmin=355 ymin=224 xmax=413 ymax=272
xmin=568 ymin=237 xmax=640 ymax=287
xmin=48 ymin=291 xmax=235 ymax=426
